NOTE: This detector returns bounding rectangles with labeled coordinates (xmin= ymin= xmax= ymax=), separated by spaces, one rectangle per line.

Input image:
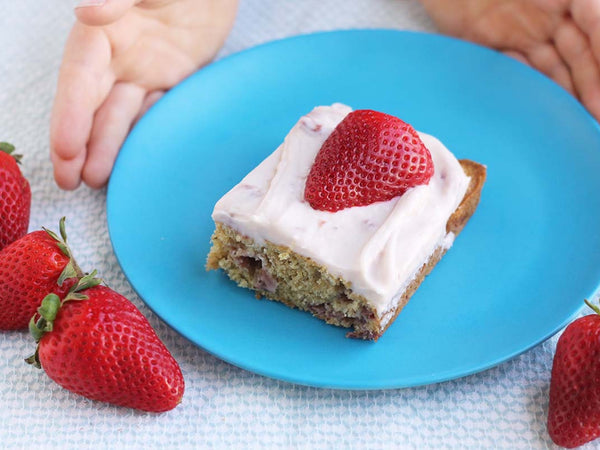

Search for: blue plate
xmin=107 ymin=30 xmax=600 ymax=389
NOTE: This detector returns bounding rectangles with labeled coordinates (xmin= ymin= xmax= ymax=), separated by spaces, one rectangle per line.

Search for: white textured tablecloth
xmin=0 ymin=1 xmax=591 ymax=448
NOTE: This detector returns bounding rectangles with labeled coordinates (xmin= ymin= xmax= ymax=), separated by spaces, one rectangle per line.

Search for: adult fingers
xmin=50 ymin=24 xmax=115 ymax=190
xmin=555 ymin=19 xmax=600 ymax=120
xmin=82 ymin=82 xmax=146 ymax=189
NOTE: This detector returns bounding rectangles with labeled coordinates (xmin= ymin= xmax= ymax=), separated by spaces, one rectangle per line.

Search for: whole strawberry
xmin=547 ymin=299 xmax=600 ymax=448
xmin=0 ymin=218 xmax=78 ymax=330
xmin=0 ymin=142 xmax=31 ymax=250
xmin=304 ymin=110 xmax=434 ymax=212
xmin=27 ymin=274 xmax=184 ymax=413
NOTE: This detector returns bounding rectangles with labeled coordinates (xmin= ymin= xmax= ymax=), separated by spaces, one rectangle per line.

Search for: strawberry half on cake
xmin=206 ymin=104 xmax=486 ymax=340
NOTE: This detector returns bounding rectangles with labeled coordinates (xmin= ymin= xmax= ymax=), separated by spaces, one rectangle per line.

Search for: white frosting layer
xmin=212 ymin=104 xmax=470 ymax=315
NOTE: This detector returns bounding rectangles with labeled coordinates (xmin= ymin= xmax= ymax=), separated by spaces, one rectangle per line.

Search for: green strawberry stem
xmin=43 ymin=217 xmax=84 ymax=283
xmin=25 ymin=271 xmax=103 ymax=369
xmin=0 ymin=142 xmax=23 ymax=164
xmin=28 ymin=294 xmax=61 ymax=343
xmin=584 ymin=298 xmax=600 ymax=315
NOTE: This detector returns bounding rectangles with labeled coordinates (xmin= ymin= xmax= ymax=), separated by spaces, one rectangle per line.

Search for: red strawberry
xmin=0 ymin=142 xmax=31 ymax=250
xmin=304 ymin=110 xmax=434 ymax=212
xmin=547 ymin=299 xmax=600 ymax=448
xmin=27 ymin=274 xmax=185 ymax=413
xmin=0 ymin=218 xmax=79 ymax=330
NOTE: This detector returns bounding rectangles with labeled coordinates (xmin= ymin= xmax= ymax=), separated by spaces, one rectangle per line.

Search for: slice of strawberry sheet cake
xmin=206 ymin=104 xmax=485 ymax=340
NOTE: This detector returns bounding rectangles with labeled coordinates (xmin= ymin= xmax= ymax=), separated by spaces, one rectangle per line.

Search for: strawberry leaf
xmin=585 ymin=298 xmax=600 ymax=316
xmin=42 ymin=228 xmax=68 ymax=256
xmin=27 ymin=316 xmax=43 ymax=343
xmin=0 ymin=142 xmax=23 ymax=164
xmin=38 ymin=294 xmax=60 ymax=324
xmin=28 ymin=293 xmax=61 ymax=345
xmin=61 ymin=270 xmax=103 ymax=303
xmin=0 ymin=142 xmax=15 ymax=153
xmin=43 ymin=228 xmax=60 ymax=242
xmin=59 ymin=217 xmax=67 ymax=242
xmin=24 ymin=349 xmax=40 ymax=369
xmin=43 ymin=218 xmax=84 ymax=281
xmin=71 ymin=270 xmax=103 ymax=292
xmin=57 ymin=260 xmax=79 ymax=287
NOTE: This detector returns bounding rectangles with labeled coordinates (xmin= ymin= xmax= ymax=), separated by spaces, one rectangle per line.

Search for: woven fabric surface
xmin=0 ymin=0 xmax=586 ymax=448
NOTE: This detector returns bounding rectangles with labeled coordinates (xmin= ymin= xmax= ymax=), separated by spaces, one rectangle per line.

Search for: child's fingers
xmin=75 ymin=0 xmax=181 ymax=27
xmin=75 ymin=0 xmax=140 ymax=27
xmin=135 ymin=90 xmax=165 ymax=123
xmin=503 ymin=50 xmax=529 ymax=65
xmin=571 ymin=0 xmax=600 ymax=109
xmin=526 ymin=44 xmax=576 ymax=95
xmin=138 ymin=0 xmax=180 ymax=7
xmin=571 ymin=0 xmax=600 ymax=61
xmin=50 ymin=151 xmax=88 ymax=192
xmin=50 ymin=25 xmax=115 ymax=190
xmin=554 ymin=19 xmax=600 ymax=120
xmin=504 ymin=47 xmax=575 ymax=96
xmin=81 ymin=82 xmax=146 ymax=188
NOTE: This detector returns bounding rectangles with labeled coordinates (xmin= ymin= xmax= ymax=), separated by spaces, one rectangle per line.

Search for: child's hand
xmin=50 ymin=0 xmax=238 ymax=190
xmin=421 ymin=0 xmax=600 ymax=122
